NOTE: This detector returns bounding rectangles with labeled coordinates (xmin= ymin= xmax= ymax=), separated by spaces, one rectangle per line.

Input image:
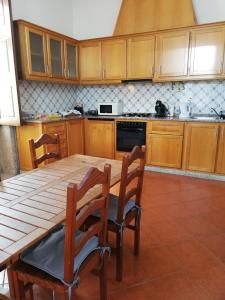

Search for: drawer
xmin=148 ymin=121 xmax=184 ymax=135
xmin=43 ymin=122 xmax=67 ymax=134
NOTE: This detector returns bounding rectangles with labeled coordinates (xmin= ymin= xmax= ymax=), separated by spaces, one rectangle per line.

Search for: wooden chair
xmin=9 ymin=164 xmax=111 ymax=300
xmin=29 ymin=133 xmax=61 ymax=169
xmin=91 ymin=145 xmax=146 ymax=281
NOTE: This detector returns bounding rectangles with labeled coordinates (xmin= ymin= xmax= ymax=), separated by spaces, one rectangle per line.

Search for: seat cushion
xmin=21 ymin=226 xmax=99 ymax=282
xmin=94 ymin=193 xmax=136 ymax=222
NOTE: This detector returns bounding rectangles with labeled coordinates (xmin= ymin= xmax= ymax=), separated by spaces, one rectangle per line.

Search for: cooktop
xmin=122 ymin=112 xmax=155 ymax=118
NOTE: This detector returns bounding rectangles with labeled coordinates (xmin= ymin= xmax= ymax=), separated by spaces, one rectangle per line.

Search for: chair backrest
xmin=117 ymin=145 xmax=146 ymax=224
xmin=29 ymin=133 xmax=61 ymax=169
xmin=64 ymin=164 xmax=111 ymax=283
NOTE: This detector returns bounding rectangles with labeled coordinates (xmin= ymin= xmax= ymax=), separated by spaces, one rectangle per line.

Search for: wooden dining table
xmin=0 ymin=154 xmax=124 ymax=298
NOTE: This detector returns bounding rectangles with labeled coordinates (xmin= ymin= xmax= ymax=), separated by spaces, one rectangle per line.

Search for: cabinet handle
xmin=46 ymin=65 xmax=49 ymax=74
xmin=64 ymin=69 xmax=67 ymax=78
xmin=152 ymin=66 xmax=154 ymax=75
xmin=220 ymin=62 xmax=223 ymax=74
xmin=102 ymin=69 xmax=105 ymax=79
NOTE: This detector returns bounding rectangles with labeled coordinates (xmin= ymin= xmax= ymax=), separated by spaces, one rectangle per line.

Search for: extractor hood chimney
xmin=114 ymin=0 xmax=196 ymax=36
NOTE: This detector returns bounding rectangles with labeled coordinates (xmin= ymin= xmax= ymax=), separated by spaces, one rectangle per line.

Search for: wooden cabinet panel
xmin=127 ymin=35 xmax=155 ymax=79
xmin=67 ymin=119 xmax=84 ymax=155
xmin=102 ymin=39 xmax=126 ymax=80
xmin=183 ymin=123 xmax=219 ymax=173
xmin=147 ymin=134 xmax=183 ymax=168
xmin=216 ymin=125 xmax=225 ymax=174
xmin=79 ymin=42 xmax=102 ymax=80
xmin=154 ymin=31 xmax=190 ymax=80
xmin=47 ymin=34 xmax=64 ymax=78
xmin=25 ymin=27 xmax=48 ymax=77
xmin=148 ymin=121 xmax=184 ymax=135
xmin=43 ymin=121 xmax=68 ymax=158
xmin=85 ymin=120 xmax=115 ymax=159
xmin=64 ymin=41 xmax=78 ymax=81
xmin=189 ymin=27 xmax=225 ymax=77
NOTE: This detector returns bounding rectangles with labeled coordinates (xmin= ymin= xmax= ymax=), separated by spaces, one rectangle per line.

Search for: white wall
xmin=11 ymin=0 xmax=225 ymax=40
xmin=193 ymin=0 xmax=225 ymax=23
xmin=11 ymin=0 xmax=74 ymax=37
xmin=72 ymin=0 xmax=122 ymax=39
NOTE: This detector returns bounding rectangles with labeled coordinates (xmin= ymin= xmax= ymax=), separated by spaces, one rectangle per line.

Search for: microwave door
xmin=100 ymin=105 xmax=112 ymax=114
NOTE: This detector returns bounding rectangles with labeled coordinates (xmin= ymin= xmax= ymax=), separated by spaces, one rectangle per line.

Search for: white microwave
xmin=98 ymin=102 xmax=123 ymax=116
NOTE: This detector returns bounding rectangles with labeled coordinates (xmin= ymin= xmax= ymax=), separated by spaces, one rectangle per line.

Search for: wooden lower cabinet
xmin=16 ymin=119 xmax=84 ymax=170
xmin=66 ymin=119 xmax=84 ymax=155
xmin=216 ymin=125 xmax=225 ymax=174
xmin=183 ymin=122 xmax=219 ymax=173
xmin=147 ymin=134 xmax=183 ymax=168
xmin=85 ymin=120 xmax=115 ymax=159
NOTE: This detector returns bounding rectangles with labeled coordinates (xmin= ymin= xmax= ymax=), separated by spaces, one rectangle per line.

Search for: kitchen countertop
xmin=23 ymin=115 xmax=225 ymax=124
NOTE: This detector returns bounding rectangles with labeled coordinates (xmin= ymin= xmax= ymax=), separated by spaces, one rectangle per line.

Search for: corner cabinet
xmin=101 ymin=39 xmax=126 ymax=80
xmin=183 ymin=122 xmax=219 ymax=173
xmin=154 ymin=31 xmax=190 ymax=81
xmin=14 ymin=20 xmax=79 ymax=83
xmin=127 ymin=35 xmax=155 ymax=79
xmin=79 ymin=41 xmax=102 ymax=81
xmin=189 ymin=27 xmax=225 ymax=78
xmin=84 ymin=119 xmax=115 ymax=159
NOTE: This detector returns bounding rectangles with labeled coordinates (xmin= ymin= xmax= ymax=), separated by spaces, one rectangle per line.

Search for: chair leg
xmin=134 ymin=213 xmax=141 ymax=256
xmin=13 ymin=272 xmax=26 ymax=300
xmin=116 ymin=231 xmax=123 ymax=282
xmin=99 ymin=253 xmax=107 ymax=300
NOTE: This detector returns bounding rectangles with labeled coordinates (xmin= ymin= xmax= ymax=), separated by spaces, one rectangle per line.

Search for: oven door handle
xmin=118 ymin=128 xmax=145 ymax=132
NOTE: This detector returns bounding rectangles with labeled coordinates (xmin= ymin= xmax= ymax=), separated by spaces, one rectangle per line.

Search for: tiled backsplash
xmin=76 ymin=80 xmax=225 ymax=114
xmin=19 ymin=80 xmax=225 ymax=115
xmin=19 ymin=81 xmax=77 ymax=115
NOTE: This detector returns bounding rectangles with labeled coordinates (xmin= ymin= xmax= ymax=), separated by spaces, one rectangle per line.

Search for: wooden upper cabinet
xmin=25 ymin=27 xmax=48 ymax=77
xmin=183 ymin=122 xmax=219 ymax=173
xmin=189 ymin=27 xmax=225 ymax=77
xmin=154 ymin=31 xmax=190 ymax=80
xmin=79 ymin=42 xmax=102 ymax=81
xmin=127 ymin=35 xmax=155 ymax=79
xmin=101 ymin=39 xmax=126 ymax=80
xmin=47 ymin=34 xmax=64 ymax=78
xmin=64 ymin=41 xmax=78 ymax=81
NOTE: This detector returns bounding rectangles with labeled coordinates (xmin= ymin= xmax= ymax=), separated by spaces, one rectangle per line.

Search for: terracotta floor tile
xmin=197 ymin=232 xmax=225 ymax=262
xmin=169 ymin=239 xmax=217 ymax=268
xmin=22 ymin=171 xmax=225 ymax=300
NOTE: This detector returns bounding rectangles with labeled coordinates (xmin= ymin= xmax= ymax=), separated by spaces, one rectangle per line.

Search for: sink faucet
xmin=211 ymin=108 xmax=220 ymax=118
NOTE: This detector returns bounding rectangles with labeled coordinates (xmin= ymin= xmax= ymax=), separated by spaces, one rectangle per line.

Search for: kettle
xmin=155 ymin=100 xmax=168 ymax=117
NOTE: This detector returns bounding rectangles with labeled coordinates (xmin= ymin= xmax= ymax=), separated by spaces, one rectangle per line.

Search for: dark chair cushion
xmin=93 ymin=193 xmax=136 ymax=222
xmin=21 ymin=226 xmax=99 ymax=282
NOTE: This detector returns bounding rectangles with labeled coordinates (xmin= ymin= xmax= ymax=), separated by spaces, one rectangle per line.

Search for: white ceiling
xmin=192 ymin=0 xmax=225 ymax=23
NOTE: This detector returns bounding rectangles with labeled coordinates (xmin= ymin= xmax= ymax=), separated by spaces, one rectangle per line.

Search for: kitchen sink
xmin=190 ymin=116 xmax=218 ymax=121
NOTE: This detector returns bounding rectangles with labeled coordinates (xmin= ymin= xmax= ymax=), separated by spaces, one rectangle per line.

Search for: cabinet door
xmin=127 ymin=35 xmax=155 ymax=79
xmin=147 ymin=134 xmax=183 ymax=168
xmin=25 ymin=27 xmax=48 ymax=77
xmin=47 ymin=35 xmax=64 ymax=78
xmin=64 ymin=41 xmax=78 ymax=80
xmin=102 ymin=39 xmax=126 ymax=80
xmin=79 ymin=42 xmax=102 ymax=80
xmin=67 ymin=119 xmax=84 ymax=155
xmin=85 ymin=120 xmax=115 ymax=159
xmin=155 ymin=31 xmax=190 ymax=79
xmin=43 ymin=122 xmax=68 ymax=159
xmin=189 ymin=27 xmax=225 ymax=76
xmin=184 ymin=123 xmax=219 ymax=173
xmin=216 ymin=125 xmax=225 ymax=175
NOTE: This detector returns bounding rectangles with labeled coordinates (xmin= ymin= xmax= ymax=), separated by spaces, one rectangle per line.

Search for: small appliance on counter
xmin=74 ymin=104 xmax=84 ymax=115
xmin=98 ymin=102 xmax=123 ymax=116
xmin=155 ymin=100 xmax=168 ymax=117
xmin=179 ymin=101 xmax=192 ymax=119
xmin=87 ymin=109 xmax=98 ymax=116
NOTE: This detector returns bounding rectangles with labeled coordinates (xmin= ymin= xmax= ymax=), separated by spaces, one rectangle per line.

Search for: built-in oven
xmin=116 ymin=121 xmax=146 ymax=152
